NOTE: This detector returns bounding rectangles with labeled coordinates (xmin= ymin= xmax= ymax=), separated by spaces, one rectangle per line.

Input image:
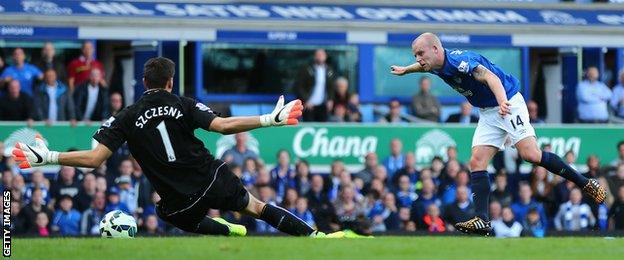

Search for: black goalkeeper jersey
xmin=93 ymin=89 xmax=219 ymax=198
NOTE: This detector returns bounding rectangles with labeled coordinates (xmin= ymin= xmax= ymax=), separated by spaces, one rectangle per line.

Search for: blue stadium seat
xmin=360 ymin=104 xmax=375 ymax=123
xmin=230 ymin=104 xmax=261 ymax=116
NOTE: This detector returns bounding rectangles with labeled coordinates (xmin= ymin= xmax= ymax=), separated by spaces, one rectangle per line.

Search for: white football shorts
xmin=472 ymin=93 xmax=536 ymax=150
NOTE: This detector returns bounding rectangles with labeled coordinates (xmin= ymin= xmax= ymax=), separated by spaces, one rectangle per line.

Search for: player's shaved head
xmin=412 ymin=32 xmax=442 ymax=49
xmin=411 ymin=32 xmax=445 ymax=71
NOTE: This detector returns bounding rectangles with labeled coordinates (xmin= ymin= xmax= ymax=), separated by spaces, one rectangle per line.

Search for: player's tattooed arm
xmin=473 ymin=65 xmax=511 ymax=116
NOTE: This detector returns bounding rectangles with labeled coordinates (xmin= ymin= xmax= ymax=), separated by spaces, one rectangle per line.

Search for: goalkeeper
xmin=12 ymin=57 xmax=344 ymax=238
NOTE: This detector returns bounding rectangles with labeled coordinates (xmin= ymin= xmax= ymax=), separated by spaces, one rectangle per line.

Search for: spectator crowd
xmin=4 ymin=132 xmax=623 ymax=237
xmin=0 ymin=42 xmax=121 ymax=126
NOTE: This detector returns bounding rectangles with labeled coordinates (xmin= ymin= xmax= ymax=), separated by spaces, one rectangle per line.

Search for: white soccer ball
xmin=99 ymin=210 xmax=137 ymax=238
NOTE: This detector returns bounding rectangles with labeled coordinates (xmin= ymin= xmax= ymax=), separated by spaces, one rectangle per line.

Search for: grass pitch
xmin=14 ymin=236 xmax=624 ymax=259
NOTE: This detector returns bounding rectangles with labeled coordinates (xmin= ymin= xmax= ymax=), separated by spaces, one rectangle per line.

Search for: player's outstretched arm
xmin=12 ymin=135 xmax=112 ymax=169
xmin=473 ymin=65 xmax=511 ymax=116
xmin=209 ymin=95 xmax=303 ymax=135
xmin=390 ymin=63 xmax=423 ymax=76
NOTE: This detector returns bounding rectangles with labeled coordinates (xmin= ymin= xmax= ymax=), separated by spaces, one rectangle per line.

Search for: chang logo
xmin=215 ymin=133 xmax=260 ymax=159
xmin=3 ymin=128 xmax=44 ymax=157
xmin=414 ymin=129 xmax=457 ymax=165
xmin=540 ymin=11 xmax=587 ymax=25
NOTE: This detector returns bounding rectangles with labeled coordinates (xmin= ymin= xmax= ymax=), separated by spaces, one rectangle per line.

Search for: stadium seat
xmin=360 ymin=104 xmax=375 ymax=123
xmin=230 ymin=104 xmax=261 ymax=116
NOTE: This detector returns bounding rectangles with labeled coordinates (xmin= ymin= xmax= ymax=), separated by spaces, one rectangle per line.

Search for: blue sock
xmin=538 ymin=151 xmax=589 ymax=187
xmin=470 ymin=171 xmax=491 ymax=221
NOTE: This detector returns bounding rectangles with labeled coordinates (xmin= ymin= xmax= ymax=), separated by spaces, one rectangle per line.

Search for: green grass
xmin=13 ymin=236 xmax=624 ymax=259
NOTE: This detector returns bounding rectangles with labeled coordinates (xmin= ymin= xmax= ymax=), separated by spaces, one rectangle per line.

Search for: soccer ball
xmin=99 ymin=210 xmax=137 ymax=238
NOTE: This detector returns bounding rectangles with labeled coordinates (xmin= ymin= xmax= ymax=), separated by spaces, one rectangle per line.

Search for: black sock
xmin=194 ymin=217 xmax=229 ymax=235
xmin=471 ymin=171 xmax=491 ymax=221
xmin=539 ymin=151 xmax=589 ymax=187
xmin=259 ymin=204 xmax=314 ymax=236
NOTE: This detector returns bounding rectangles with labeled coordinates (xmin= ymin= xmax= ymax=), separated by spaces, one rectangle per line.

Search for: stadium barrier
xmin=1 ymin=123 xmax=623 ymax=172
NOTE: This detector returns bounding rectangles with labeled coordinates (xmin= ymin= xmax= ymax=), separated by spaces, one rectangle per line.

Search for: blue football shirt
xmin=431 ymin=49 xmax=520 ymax=108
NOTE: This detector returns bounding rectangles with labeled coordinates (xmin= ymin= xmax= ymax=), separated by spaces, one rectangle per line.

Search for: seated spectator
xmin=410 ymin=178 xmax=440 ymax=227
xmin=439 ymin=159 xmax=461 ymax=193
xmin=611 ymin=142 xmax=624 ymax=167
xmin=281 ymin=188 xmax=298 ymax=212
xmin=446 ymin=102 xmax=478 ymax=124
xmin=305 ymin=175 xmax=339 ymax=231
xmin=355 ymin=152 xmax=378 ymax=187
xmin=221 ymin=132 xmax=258 ymax=167
xmin=329 ymin=76 xmax=350 ymax=111
xmin=382 ymin=193 xmax=400 ymax=231
xmin=491 ymin=207 xmax=522 ymax=238
xmin=411 ymin=76 xmax=440 ymax=122
xmin=270 ymin=149 xmax=295 ymax=203
xmin=582 ymin=155 xmax=603 ymax=179
xmin=11 ymin=200 xmax=26 ymax=235
xmin=334 ymin=184 xmax=366 ymax=230
xmin=382 ymin=139 xmax=405 ymax=182
xmin=610 ymin=68 xmax=624 ymax=118
xmin=608 ymin=164 xmax=624 ymax=196
xmin=380 ymin=99 xmax=408 ymax=123
xmin=511 ymin=183 xmax=547 ymax=229
xmin=52 ymin=195 xmax=81 ymax=236
xmin=491 ymin=171 xmax=513 ymax=207
xmin=116 ymin=175 xmax=138 ymax=214
xmin=34 ymin=68 xmax=76 ymax=126
xmin=366 ymin=191 xmax=386 ymax=232
xmin=143 ymin=214 xmax=164 ymax=235
xmin=23 ymin=170 xmax=50 ymax=205
xmin=50 ymin=166 xmax=81 ymax=207
xmin=67 ymin=41 xmax=105 ymax=91
xmin=105 ymin=188 xmax=130 ymax=214
xmin=74 ymin=68 xmax=109 ymax=122
xmin=109 ymin=92 xmax=124 ymax=117
xmin=609 ymin=186 xmax=624 ymax=230
xmin=294 ymin=160 xmax=312 ymax=195
xmin=528 ymin=100 xmax=545 ymax=124
xmin=31 ymin=212 xmax=52 ymax=237
xmin=489 ymin=200 xmax=502 ymax=222
xmin=291 ymin=197 xmax=316 ymax=229
xmin=395 ymin=175 xmax=418 ymax=208
xmin=346 ymin=93 xmax=362 ymax=122
xmin=241 ymin=158 xmax=258 ymax=189
xmin=392 ymin=152 xmax=418 ymax=191
xmin=0 ymin=79 xmax=34 ymax=124
xmin=530 ymin=166 xmax=556 ymax=216
xmin=255 ymin=185 xmax=278 ymax=233
xmin=554 ymin=188 xmax=595 ymax=231
xmin=36 ymin=42 xmax=66 ymax=82
xmin=328 ymin=103 xmax=348 ymax=123
xmin=522 ymin=208 xmax=546 ymax=238
xmin=576 ymin=66 xmax=611 ymax=123
xmin=443 ymin=186 xmax=475 ymax=231
xmin=75 ymin=173 xmax=97 ymax=212
xmin=423 ymin=203 xmax=445 ymax=233
xmin=19 ymin=187 xmax=53 ymax=233
xmin=441 ymin=169 xmax=470 ymax=206
xmin=1 ymin=47 xmax=43 ymax=96
xmin=95 ymin=176 xmax=108 ymax=193
xmin=295 ymin=49 xmax=333 ymax=122
xmin=80 ymin=192 xmax=106 ymax=235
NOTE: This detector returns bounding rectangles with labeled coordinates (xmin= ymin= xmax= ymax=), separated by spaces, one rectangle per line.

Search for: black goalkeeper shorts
xmin=155 ymin=160 xmax=249 ymax=233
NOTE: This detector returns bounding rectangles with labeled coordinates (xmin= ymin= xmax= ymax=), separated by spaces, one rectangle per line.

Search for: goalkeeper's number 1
xmin=156 ymin=121 xmax=177 ymax=162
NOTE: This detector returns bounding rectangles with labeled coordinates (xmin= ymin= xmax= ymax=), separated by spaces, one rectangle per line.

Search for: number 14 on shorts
xmin=509 ymin=115 xmax=524 ymax=131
